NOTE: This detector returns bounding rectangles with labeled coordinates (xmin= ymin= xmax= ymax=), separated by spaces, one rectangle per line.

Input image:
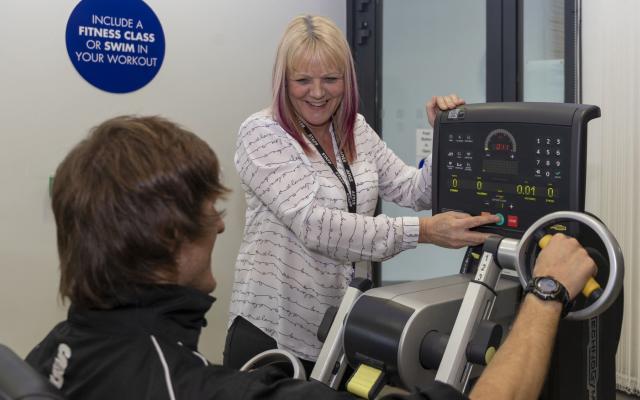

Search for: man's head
xmin=52 ymin=115 xmax=229 ymax=309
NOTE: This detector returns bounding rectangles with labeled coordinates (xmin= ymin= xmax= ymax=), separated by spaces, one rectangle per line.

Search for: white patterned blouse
xmin=229 ymin=110 xmax=433 ymax=361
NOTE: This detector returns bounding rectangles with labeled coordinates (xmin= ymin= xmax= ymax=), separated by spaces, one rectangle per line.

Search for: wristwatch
xmin=524 ymin=276 xmax=573 ymax=318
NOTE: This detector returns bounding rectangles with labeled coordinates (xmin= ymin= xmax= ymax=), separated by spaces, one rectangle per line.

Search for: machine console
xmin=433 ymin=103 xmax=600 ymax=238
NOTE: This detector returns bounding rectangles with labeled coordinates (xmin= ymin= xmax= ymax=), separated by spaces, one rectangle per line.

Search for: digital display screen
xmin=494 ymin=143 xmax=512 ymax=152
xmin=449 ymin=178 xmax=558 ymax=199
xmin=482 ymin=159 xmax=518 ymax=175
xmin=436 ymin=122 xmax=573 ymax=237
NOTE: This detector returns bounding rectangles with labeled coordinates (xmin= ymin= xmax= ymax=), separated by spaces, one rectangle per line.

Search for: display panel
xmin=439 ymin=121 xmax=570 ymax=235
xmin=433 ymin=104 xmax=591 ymax=238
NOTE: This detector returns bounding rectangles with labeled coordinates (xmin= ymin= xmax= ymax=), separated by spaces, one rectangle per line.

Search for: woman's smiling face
xmin=287 ymin=58 xmax=344 ymax=135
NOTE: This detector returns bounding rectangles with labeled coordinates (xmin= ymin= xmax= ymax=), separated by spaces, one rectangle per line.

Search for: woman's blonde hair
xmin=272 ymin=15 xmax=359 ymax=161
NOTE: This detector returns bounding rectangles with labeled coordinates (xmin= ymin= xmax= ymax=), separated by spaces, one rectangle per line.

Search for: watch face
xmin=536 ymin=277 xmax=559 ymax=293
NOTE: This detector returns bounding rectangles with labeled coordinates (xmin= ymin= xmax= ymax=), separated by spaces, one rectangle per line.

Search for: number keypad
xmin=534 ymin=136 xmax=563 ymax=179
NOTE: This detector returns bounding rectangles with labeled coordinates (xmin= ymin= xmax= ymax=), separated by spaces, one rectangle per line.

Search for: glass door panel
xmin=522 ymin=0 xmax=565 ymax=102
xmin=381 ymin=0 xmax=486 ymax=283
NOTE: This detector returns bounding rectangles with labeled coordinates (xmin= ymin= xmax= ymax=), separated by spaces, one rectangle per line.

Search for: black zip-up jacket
xmin=26 ymin=285 xmax=465 ymax=400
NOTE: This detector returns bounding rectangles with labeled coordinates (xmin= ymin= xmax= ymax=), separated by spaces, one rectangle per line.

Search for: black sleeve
xmin=241 ymin=366 xmax=356 ymax=399
xmin=381 ymin=381 xmax=468 ymax=400
xmin=190 ymin=364 xmax=355 ymax=400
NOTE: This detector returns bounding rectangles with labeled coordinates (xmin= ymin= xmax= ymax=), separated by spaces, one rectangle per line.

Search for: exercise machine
xmin=244 ymin=103 xmax=625 ymax=399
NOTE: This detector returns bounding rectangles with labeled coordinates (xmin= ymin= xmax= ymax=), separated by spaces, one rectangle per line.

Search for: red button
xmin=507 ymin=215 xmax=518 ymax=228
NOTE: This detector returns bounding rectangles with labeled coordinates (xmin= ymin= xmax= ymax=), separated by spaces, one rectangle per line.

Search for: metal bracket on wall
xmin=357 ymin=0 xmax=370 ymax=11
xmin=358 ymin=21 xmax=371 ymax=45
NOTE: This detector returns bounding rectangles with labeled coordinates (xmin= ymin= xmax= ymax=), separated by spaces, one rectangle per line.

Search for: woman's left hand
xmin=426 ymin=94 xmax=466 ymax=127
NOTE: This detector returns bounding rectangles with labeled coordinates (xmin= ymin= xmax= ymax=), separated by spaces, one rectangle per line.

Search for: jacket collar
xmin=68 ymin=284 xmax=215 ymax=350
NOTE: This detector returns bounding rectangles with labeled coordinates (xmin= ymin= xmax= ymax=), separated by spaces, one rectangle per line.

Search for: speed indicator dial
xmin=485 ymin=129 xmax=517 ymax=158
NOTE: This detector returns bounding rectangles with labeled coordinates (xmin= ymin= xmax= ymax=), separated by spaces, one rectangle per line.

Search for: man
xmin=26 ymin=116 xmax=595 ymax=400
xmin=469 ymin=233 xmax=596 ymax=399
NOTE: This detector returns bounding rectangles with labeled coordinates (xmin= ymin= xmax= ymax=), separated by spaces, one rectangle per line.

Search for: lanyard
xmin=300 ymin=123 xmax=357 ymax=214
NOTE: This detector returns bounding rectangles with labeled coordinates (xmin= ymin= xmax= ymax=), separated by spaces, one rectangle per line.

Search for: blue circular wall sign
xmin=65 ymin=0 xmax=165 ymax=93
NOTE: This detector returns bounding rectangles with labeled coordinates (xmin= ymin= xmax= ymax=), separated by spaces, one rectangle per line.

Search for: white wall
xmin=0 ymin=0 xmax=345 ymax=361
xmin=582 ymin=0 xmax=640 ymax=393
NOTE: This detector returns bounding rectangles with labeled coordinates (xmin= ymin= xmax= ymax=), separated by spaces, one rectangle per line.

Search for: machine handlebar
xmin=515 ymin=211 xmax=624 ymax=320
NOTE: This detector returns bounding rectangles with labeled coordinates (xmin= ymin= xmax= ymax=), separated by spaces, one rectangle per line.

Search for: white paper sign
xmin=416 ymin=128 xmax=433 ymax=166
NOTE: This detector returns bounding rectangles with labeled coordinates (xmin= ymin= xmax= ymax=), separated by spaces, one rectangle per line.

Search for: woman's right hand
xmin=418 ymin=212 xmax=500 ymax=248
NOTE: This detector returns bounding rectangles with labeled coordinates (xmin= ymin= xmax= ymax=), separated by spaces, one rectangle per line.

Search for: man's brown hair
xmin=52 ymin=116 xmax=228 ymax=309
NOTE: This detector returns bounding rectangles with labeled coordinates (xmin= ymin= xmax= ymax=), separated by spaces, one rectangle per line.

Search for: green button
xmin=496 ymin=213 xmax=505 ymax=226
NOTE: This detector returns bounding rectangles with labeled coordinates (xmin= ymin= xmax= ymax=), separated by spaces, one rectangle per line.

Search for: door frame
xmin=347 ymin=0 xmax=579 ymax=285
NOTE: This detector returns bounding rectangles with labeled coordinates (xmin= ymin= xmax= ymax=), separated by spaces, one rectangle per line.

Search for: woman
xmin=225 ymin=15 xmax=498 ymax=372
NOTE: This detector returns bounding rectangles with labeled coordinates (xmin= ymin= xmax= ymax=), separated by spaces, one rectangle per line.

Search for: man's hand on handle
xmin=532 ymin=233 xmax=597 ymax=300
